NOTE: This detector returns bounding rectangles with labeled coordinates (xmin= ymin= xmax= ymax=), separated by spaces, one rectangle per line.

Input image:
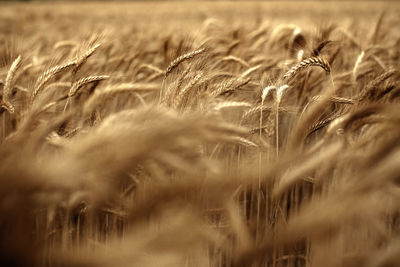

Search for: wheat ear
xmin=83 ymin=83 xmax=158 ymax=116
xmin=1 ymin=55 xmax=22 ymax=114
xmin=353 ymin=51 xmax=365 ymax=81
xmin=165 ymin=48 xmax=206 ymax=77
xmin=31 ymin=60 xmax=76 ymax=103
xmin=64 ymin=75 xmax=109 ymax=111
xmin=212 ymin=78 xmax=250 ymax=97
xmin=173 ymin=72 xmax=204 ymax=109
xmin=240 ymin=65 xmax=262 ymax=79
xmin=53 ymin=40 xmax=79 ymax=50
xmin=213 ymin=101 xmax=251 ymax=111
xmin=72 ymin=43 xmax=101 ymax=80
xmin=222 ymin=56 xmax=250 ymax=68
xmin=138 ymin=64 xmax=164 ymax=74
xmin=162 ymin=66 xmax=191 ymax=105
xmin=283 ymin=56 xmax=331 ymax=80
xmin=68 ymin=75 xmax=109 ymax=98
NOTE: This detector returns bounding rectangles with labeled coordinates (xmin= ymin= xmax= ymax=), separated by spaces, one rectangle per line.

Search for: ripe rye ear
xmin=283 ymin=56 xmax=331 ymax=80
xmin=31 ymin=60 xmax=76 ymax=104
xmin=1 ymin=55 xmax=22 ymax=114
xmin=165 ymin=48 xmax=206 ymax=77
xmin=72 ymin=43 xmax=101 ymax=81
xmin=68 ymin=75 xmax=109 ymax=98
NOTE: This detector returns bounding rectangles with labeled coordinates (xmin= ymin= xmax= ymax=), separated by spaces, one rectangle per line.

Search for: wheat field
xmin=1 ymin=1 xmax=400 ymax=266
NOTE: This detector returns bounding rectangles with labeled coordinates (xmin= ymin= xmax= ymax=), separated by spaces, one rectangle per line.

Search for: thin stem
xmin=330 ymin=72 xmax=336 ymax=94
xmin=63 ymin=98 xmax=70 ymax=113
xmin=276 ymin=100 xmax=279 ymax=158
xmin=2 ymin=114 xmax=5 ymax=142
xmin=256 ymin=98 xmax=264 ymax=243
xmin=159 ymin=78 xmax=165 ymax=104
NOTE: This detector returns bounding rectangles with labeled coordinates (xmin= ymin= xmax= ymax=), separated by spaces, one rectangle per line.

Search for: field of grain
xmin=1 ymin=1 xmax=400 ymax=266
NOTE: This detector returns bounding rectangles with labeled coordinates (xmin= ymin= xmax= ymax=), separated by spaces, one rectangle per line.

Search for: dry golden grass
xmin=1 ymin=1 xmax=400 ymax=267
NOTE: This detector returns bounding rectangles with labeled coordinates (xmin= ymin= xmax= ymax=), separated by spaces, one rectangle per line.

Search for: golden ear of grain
xmin=73 ymin=43 xmax=101 ymax=75
xmin=173 ymin=72 xmax=203 ymax=109
xmin=222 ymin=55 xmax=250 ymax=68
xmin=297 ymin=49 xmax=304 ymax=62
xmin=307 ymin=112 xmax=342 ymax=136
xmin=31 ymin=60 xmax=76 ymax=103
xmin=276 ymin=84 xmax=289 ymax=104
xmin=83 ymin=83 xmax=158 ymax=116
xmin=240 ymin=64 xmax=262 ymax=79
xmin=213 ymin=101 xmax=251 ymax=111
xmin=53 ymin=40 xmax=79 ymax=50
xmin=1 ymin=55 xmax=22 ymax=114
xmin=353 ymin=51 xmax=365 ymax=81
xmin=358 ymin=70 xmax=399 ymax=102
xmin=165 ymin=48 xmax=206 ymax=77
xmin=162 ymin=66 xmax=192 ymax=104
xmin=228 ymin=136 xmax=258 ymax=147
xmin=138 ymin=64 xmax=164 ymax=74
xmin=241 ymin=104 xmax=295 ymax=122
xmin=31 ymin=44 xmax=102 ymax=104
xmin=311 ymin=95 xmax=354 ymax=104
xmin=0 ymin=101 xmax=15 ymax=114
xmin=68 ymin=75 xmax=109 ymax=98
xmin=261 ymin=85 xmax=276 ymax=104
xmin=212 ymin=77 xmax=250 ymax=97
xmin=283 ymin=56 xmax=331 ymax=80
